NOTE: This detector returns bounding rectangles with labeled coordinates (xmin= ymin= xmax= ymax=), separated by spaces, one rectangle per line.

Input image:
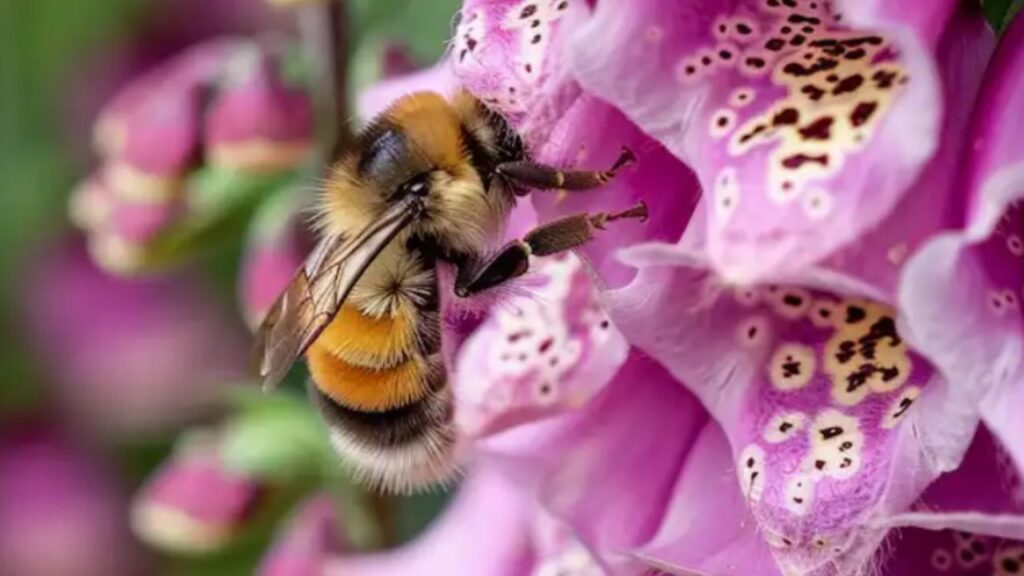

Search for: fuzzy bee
xmin=253 ymin=89 xmax=645 ymax=493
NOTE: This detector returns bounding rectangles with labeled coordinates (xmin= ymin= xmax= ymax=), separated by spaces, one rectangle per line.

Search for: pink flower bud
xmin=132 ymin=430 xmax=266 ymax=554
xmin=206 ymin=52 xmax=314 ymax=173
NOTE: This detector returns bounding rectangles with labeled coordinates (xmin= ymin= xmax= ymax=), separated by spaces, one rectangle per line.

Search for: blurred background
xmin=0 ymin=0 xmax=459 ymax=574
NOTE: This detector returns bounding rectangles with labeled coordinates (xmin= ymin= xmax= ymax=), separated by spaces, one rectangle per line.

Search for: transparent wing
xmin=252 ymin=196 xmax=422 ymax=390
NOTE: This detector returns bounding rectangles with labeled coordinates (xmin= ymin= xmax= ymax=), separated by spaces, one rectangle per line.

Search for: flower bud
xmin=131 ymin=429 xmax=266 ymax=554
xmin=206 ymin=51 xmax=314 ymax=174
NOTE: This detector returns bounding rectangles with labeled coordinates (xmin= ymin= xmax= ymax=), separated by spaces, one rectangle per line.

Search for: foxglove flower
xmin=206 ymin=51 xmax=315 ymax=174
xmin=900 ymin=13 xmax=1024 ymax=480
xmin=0 ymin=426 xmax=146 ymax=576
xmin=240 ymin=190 xmax=314 ymax=328
xmin=132 ymin=428 xmax=267 ymax=554
xmin=72 ymin=39 xmax=312 ymax=274
xmin=22 ymin=242 xmax=248 ymax=437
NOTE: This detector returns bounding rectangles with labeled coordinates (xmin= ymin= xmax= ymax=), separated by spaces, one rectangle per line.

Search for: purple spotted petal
xmin=568 ymin=0 xmax=952 ymax=283
xmin=900 ymin=15 xmax=1024 ymax=477
xmin=323 ymin=468 xmax=534 ymax=576
xmin=607 ymin=246 xmax=964 ymax=574
xmin=454 ymin=251 xmax=629 ymax=437
xmin=475 ymin=352 xmax=708 ymax=571
xmin=452 ymin=0 xmax=587 ymax=132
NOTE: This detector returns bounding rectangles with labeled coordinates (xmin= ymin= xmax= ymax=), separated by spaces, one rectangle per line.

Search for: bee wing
xmin=253 ymin=196 xmax=423 ymax=391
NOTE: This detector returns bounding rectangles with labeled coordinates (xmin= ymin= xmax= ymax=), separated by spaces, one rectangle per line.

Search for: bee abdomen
xmin=308 ymin=361 xmax=457 ymax=494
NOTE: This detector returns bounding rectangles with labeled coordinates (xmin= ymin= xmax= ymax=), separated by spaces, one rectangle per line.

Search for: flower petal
xmin=568 ymin=0 xmax=950 ymax=283
xmin=258 ymin=495 xmax=342 ymax=576
xmin=323 ymin=468 xmax=534 ymax=576
xmin=477 ymin=352 xmax=709 ymax=570
xmin=900 ymin=14 xmax=1024 ymax=477
xmin=608 ymin=246 xmax=961 ymax=574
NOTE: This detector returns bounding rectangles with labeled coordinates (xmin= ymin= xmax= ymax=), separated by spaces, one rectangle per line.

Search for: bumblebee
xmin=254 ymin=89 xmax=645 ymax=493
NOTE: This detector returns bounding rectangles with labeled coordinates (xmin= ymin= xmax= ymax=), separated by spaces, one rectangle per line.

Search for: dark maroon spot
xmin=840 ymin=441 xmax=853 ymax=451
xmin=810 ymin=2 xmax=818 ymax=7
xmin=459 ymin=49 xmax=468 ymax=62
xmin=549 ymin=357 xmax=558 ymax=366
xmin=600 ymin=320 xmax=610 ymax=329
xmin=557 ymin=0 xmax=568 ymax=9
xmin=971 ymin=540 xmax=985 ymax=555
xmin=892 ymin=397 xmax=914 ymax=419
xmin=739 ymin=124 xmax=769 ymax=144
xmin=873 ymin=69 xmax=899 ymax=89
xmin=747 ymin=326 xmax=759 ymax=339
xmin=737 ymin=23 xmax=753 ymax=34
xmin=766 ymin=37 xmax=786 ymax=51
xmin=531 ymin=19 xmax=541 ymax=28
xmin=538 ymin=337 xmax=554 ymax=353
xmin=531 ymin=34 xmax=542 ymax=44
xmin=747 ymin=457 xmax=756 ymax=467
xmin=788 ymin=13 xmax=821 ymax=25
xmin=840 ymin=457 xmax=853 ymax=468
xmin=785 ymin=58 xmax=839 ymax=77
xmin=836 ymin=340 xmax=856 ymax=364
xmin=814 ymin=460 xmax=826 ymax=470
xmin=780 ymin=422 xmax=794 ymax=432
xmin=819 ymin=308 xmax=831 ymax=318
xmin=799 ymin=116 xmax=834 ymax=141
xmin=772 ymin=108 xmax=801 ymax=127
xmin=781 ymin=153 xmax=828 ymax=169
xmin=719 ymin=24 xmax=728 ymax=33
xmin=790 ymin=34 xmax=807 ymax=46
xmin=802 ymin=25 xmax=815 ymax=33
xmin=782 ymin=360 xmax=802 ymax=378
xmin=508 ymin=331 xmax=529 ymax=342
xmin=520 ymin=4 xmax=538 ymax=18
xmin=745 ymin=56 xmax=767 ymax=69
xmin=781 ymin=26 xmax=792 ymax=34
xmin=826 ymin=74 xmax=839 ymax=82
xmin=960 ymin=549 xmax=975 ymax=563
xmin=783 ymin=294 xmax=804 ymax=307
xmin=846 ymin=306 xmax=867 ymax=323
xmin=509 ymin=86 xmax=517 ymax=93
xmin=782 ymin=0 xmax=797 ymax=7
xmin=539 ymin=383 xmax=551 ymax=395
xmin=793 ymin=497 xmax=804 ymax=504
xmin=845 ymin=48 xmax=867 ymax=60
xmin=847 ymin=101 xmax=880 ymax=126
xmin=1002 ymin=558 xmax=1021 ymax=573
xmin=782 ymin=180 xmax=793 ymax=190
xmin=702 ymin=55 xmax=713 ymax=65
xmin=820 ymin=426 xmax=843 ymax=440
xmin=524 ymin=64 xmax=533 ymax=73
xmin=782 ymin=538 xmax=793 ymax=546
xmin=717 ymin=115 xmax=729 ymax=127
xmin=685 ymin=65 xmax=697 ymax=75
xmin=719 ymin=49 xmax=733 ymax=60
xmin=833 ymin=74 xmax=865 ymax=95
xmin=845 ymin=35 xmax=884 ymax=47
xmin=767 ymin=0 xmax=780 ymax=6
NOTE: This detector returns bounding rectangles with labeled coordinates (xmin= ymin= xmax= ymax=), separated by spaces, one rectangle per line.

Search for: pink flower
xmin=21 ymin=241 xmax=248 ymax=438
xmin=71 ymin=39 xmax=314 ymax=275
xmin=0 ymin=426 xmax=146 ymax=576
xmin=132 ymin=428 xmax=268 ymax=554
xmin=258 ymin=495 xmax=344 ymax=576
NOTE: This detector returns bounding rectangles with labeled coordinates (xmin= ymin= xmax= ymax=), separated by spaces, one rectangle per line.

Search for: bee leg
xmin=454 ymin=201 xmax=648 ymax=297
xmin=495 ymin=147 xmax=635 ymax=195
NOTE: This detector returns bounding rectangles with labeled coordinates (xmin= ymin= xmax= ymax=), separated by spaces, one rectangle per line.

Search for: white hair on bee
xmin=327 ymin=424 xmax=462 ymax=495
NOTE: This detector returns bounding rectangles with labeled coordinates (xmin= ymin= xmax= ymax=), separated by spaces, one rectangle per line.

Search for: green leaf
xmin=219 ymin=391 xmax=331 ymax=482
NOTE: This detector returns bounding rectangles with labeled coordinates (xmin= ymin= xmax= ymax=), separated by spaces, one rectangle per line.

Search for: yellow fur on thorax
xmin=314 ymin=304 xmax=416 ymax=369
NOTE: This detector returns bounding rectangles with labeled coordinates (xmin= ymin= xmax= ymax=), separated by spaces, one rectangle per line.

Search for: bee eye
xmin=400 ymin=174 xmax=430 ymax=198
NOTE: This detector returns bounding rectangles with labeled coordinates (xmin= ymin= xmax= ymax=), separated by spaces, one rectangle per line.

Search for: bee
xmin=253 ymin=89 xmax=646 ymax=493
